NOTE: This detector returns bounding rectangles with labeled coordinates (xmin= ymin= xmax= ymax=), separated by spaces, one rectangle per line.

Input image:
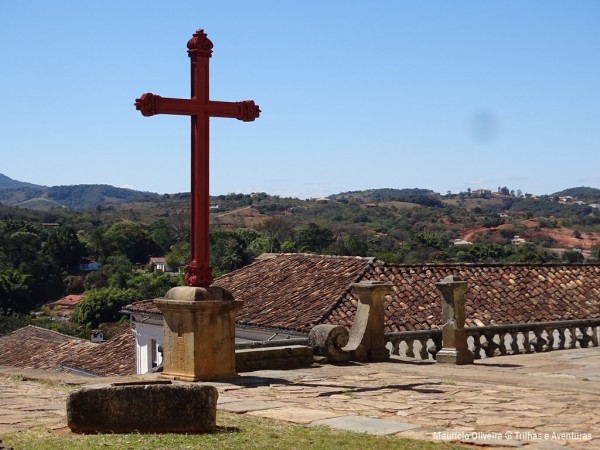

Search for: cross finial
xmin=187 ymin=29 xmax=213 ymax=58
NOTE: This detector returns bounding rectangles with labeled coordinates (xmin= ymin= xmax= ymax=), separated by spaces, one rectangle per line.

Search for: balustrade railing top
xmin=385 ymin=318 xmax=600 ymax=361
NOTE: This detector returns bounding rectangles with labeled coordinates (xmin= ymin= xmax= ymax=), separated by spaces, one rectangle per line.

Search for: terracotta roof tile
xmin=0 ymin=326 xmax=135 ymax=376
xmin=47 ymin=294 xmax=84 ymax=308
xmin=122 ymin=299 xmax=162 ymax=316
xmin=327 ymin=263 xmax=600 ymax=332
xmin=214 ymin=254 xmax=374 ymax=332
xmin=60 ymin=330 xmax=135 ymax=376
xmin=124 ymin=255 xmax=600 ymax=335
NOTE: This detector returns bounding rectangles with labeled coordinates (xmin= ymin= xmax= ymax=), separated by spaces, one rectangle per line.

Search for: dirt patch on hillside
xmin=461 ymin=220 xmax=600 ymax=258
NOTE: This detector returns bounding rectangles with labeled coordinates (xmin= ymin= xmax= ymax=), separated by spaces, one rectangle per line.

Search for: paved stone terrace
xmin=1 ymin=347 xmax=599 ymax=449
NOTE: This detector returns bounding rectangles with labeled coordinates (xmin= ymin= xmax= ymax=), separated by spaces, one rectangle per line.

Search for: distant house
xmin=148 ymin=257 xmax=170 ymax=272
xmin=511 ymin=235 xmax=526 ymax=245
xmin=78 ymin=261 xmax=101 ymax=272
xmin=453 ymin=239 xmax=472 ymax=246
xmin=45 ymin=294 xmax=85 ymax=319
xmin=559 ymin=196 xmax=575 ymax=204
xmin=472 ymin=189 xmax=492 ymax=198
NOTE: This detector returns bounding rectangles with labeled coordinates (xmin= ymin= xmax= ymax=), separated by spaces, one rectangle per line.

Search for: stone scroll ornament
xmin=309 ymin=281 xmax=392 ymax=363
xmin=135 ymin=29 xmax=260 ymax=287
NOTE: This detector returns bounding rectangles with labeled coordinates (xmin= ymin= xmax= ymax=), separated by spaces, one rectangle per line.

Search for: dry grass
xmin=1 ymin=411 xmax=465 ymax=450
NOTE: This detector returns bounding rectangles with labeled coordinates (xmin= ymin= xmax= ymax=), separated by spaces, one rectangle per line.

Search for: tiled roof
xmin=123 ymin=254 xmax=600 ymax=334
xmin=0 ymin=326 xmax=135 ymax=376
xmin=0 ymin=326 xmax=92 ymax=371
xmin=47 ymin=294 xmax=84 ymax=308
xmin=122 ymin=298 xmax=162 ymax=316
xmin=213 ymin=254 xmax=374 ymax=332
xmin=327 ymin=263 xmax=600 ymax=332
xmin=60 ymin=330 xmax=136 ymax=376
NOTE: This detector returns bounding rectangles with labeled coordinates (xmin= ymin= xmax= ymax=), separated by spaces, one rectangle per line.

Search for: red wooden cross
xmin=135 ymin=29 xmax=260 ymax=287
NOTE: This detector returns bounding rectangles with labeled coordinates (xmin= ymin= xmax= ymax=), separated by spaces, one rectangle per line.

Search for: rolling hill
xmin=0 ymin=173 xmax=159 ymax=210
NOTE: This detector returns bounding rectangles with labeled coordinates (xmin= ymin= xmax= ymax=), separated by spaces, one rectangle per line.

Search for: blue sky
xmin=1 ymin=1 xmax=599 ymax=198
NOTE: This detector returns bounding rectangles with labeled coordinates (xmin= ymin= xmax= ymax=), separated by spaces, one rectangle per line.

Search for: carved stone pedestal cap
xmin=164 ymin=285 xmax=234 ymax=302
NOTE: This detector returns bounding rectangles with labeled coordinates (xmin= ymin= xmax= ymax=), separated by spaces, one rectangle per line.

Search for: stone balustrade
xmin=385 ymin=318 xmax=600 ymax=361
xmin=233 ymin=319 xmax=599 ymax=364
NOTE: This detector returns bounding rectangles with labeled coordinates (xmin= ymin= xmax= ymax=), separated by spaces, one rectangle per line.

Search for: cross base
xmin=185 ymin=261 xmax=214 ymax=287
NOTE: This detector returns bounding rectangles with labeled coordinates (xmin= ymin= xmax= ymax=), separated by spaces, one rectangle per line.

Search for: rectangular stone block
xmin=235 ymin=345 xmax=313 ymax=372
xmin=67 ymin=383 xmax=217 ymax=433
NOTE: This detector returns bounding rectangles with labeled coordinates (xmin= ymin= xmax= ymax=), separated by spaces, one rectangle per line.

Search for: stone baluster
xmin=522 ymin=331 xmax=533 ymax=354
xmin=545 ymin=327 xmax=555 ymax=351
xmin=483 ymin=331 xmax=499 ymax=357
xmin=390 ymin=339 xmax=400 ymax=356
xmin=532 ymin=328 xmax=546 ymax=352
xmin=472 ymin=332 xmax=482 ymax=359
xmin=509 ymin=330 xmax=520 ymax=354
xmin=578 ymin=326 xmax=591 ymax=348
xmin=435 ymin=275 xmax=474 ymax=365
xmin=592 ymin=325 xmax=599 ymax=347
xmin=569 ymin=327 xmax=578 ymax=348
xmin=431 ymin=334 xmax=443 ymax=358
xmin=498 ymin=332 xmax=507 ymax=356
xmin=419 ymin=338 xmax=429 ymax=360
xmin=405 ymin=339 xmax=415 ymax=358
xmin=558 ymin=328 xmax=566 ymax=350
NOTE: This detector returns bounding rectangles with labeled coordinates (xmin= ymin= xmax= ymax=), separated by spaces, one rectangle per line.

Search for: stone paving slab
xmin=216 ymin=395 xmax=243 ymax=404
xmin=311 ymin=415 xmax=419 ymax=436
xmin=218 ymin=399 xmax=288 ymax=413
xmin=247 ymin=406 xmax=342 ymax=424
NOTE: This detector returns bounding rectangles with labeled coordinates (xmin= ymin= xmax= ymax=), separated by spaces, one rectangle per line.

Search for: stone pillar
xmin=342 ymin=281 xmax=392 ymax=362
xmin=435 ymin=275 xmax=474 ymax=365
xmin=155 ymin=286 xmax=243 ymax=381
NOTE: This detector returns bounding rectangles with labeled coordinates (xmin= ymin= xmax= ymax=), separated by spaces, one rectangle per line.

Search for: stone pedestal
xmin=155 ymin=286 xmax=243 ymax=381
xmin=342 ymin=281 xmax=392 ymax=362
xmin=435 ymin=275 xmax=474 ymax=365
xmin=67 ymin=382 xmax=217 ymax=433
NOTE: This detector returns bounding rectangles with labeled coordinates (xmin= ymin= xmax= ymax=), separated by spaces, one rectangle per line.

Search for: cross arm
xmin=134 ymin=93 xmax=199 ymax=117
xmin=207 ymin=100 xmax=261 ymax=122
xmin=135 ymin=93 xmax=260 ymax=122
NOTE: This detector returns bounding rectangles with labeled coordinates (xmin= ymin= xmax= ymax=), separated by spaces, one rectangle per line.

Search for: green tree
xmin=44 ymin=227 xmax=86 ymax=272
xmin=210 ymin=230 xmax=254 ymax=275
xmin=127 ymin=272 xmax=182 ymax=299
xmin=295 ymin=223 xmax=335 ymax=253
xmin=165 ymin=242 xmax=190 ymax=273
xmin=562 ymin=249 xmax=584 ymax=263
xmin=3 ymin=231 xmax=42 ymax=269
xmin=325 ymin=234 xmax=369 ymax=256
xmin=0 ymin=270 xmax=33 ymax=314
xmin=149 ymin=220 xmax=178 ymax=254
xmin=255 ymin=217 xmax=293 ymax=253
xmin=72 ymin=287 xmax=140 ymax=328
xmin=103 ymin=222 xmax=160 ymax=264
xmin=84 ymin=255 xmax=134 ymax=290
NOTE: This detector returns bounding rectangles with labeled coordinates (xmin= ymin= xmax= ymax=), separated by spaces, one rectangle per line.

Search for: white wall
xmin=133 ymin=320 xmax=164 ymax=375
